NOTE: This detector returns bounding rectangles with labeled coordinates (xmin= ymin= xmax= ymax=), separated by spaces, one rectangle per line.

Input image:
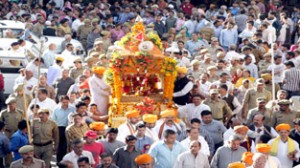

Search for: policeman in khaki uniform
xmin=84 ymin=56 xmax=97 ymax=71
xmin=77 ymin=19 xmax=92 ymax=50
xmin=97 ymin=54 xmax=109 ymax=68
xmin=271 ymin=99 xmax=300 ymax=128
xmin=0 ymin=97 xmax=24 ymax=138
xmin=0 ymin=97 xmax=24 ymax=167
xmin=203 ymin=89 xmax=232 ymax=124
xmin=10 ymin=145 xmax=46 ymax=168
xmin=245 ymin=97 xmax=273 ymax=127
xmin=241 ymin=78 xmax=272 ymax=119
xmin=88 ymin=40 xmax=105 ymax=56
xmin=94 ymin=30 xmax=112 ymax=52
xmin=258 ymin=52 xmax=272 ymax=74
xmin=32 ymin=109 xmax=59 ymax=168
xmin=69 ymin=57 xmax=84 ymax=80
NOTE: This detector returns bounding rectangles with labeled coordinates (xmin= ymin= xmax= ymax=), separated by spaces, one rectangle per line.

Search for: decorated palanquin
xmin=104 ymin=19 xmax=177 ymax=127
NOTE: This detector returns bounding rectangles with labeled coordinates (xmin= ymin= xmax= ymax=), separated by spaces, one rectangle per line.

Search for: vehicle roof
xmin=0 ymin=20 xmax=25 ymax=30
xmin=0 ymin=50 xmax=26 ymax=58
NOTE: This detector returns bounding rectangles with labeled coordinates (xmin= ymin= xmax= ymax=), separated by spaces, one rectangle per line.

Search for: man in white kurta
xmin=255 ymin=143 xmax=282 ymax=168
xmin=178 ymin=94 xmax=210 ymax=124
xmin=47 ymin=57 xmax=64 ymax=86
xmin=174 ymin=140 xmax=210 ymax=168
xmin=153 ymin=109 xmax=186 ymax=141
xmin=142 ymin=114 xmax=159 ymax=141
xmin=180 ymin=127 xmax=210 ymax=157
xmin=27 ymin=88 xmax=57 ymax=115
xmin=117 ymin=110 xmax=140 ymax=143
xmin=88 ymin=67 xmax=110 ymax=115
xmin=268 ymin=124 xmax=300 ymax=168
xmin=15 ymin=68 xmax=38 ymax=95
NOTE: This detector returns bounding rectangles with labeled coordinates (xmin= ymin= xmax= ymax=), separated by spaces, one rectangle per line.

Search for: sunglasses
xmin=74 ymin=61 xmax=82 ymax=64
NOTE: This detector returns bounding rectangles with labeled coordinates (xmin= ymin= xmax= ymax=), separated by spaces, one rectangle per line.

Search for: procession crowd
xmin=2 ymin=0 xmax=300 ymax=168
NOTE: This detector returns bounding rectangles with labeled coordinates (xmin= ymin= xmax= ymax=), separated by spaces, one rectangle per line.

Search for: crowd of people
xmin=1 ymin=0 xmax=300 ymax=168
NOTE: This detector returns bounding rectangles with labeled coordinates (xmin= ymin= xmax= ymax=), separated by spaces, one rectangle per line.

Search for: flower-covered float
xmin=105 ymin=18 xmax=177 ymax=127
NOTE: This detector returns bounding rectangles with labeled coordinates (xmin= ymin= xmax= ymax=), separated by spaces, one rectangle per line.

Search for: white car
xmin=0 ymin=20 xmax=85 ymax=57
xmin=0 ymin=51 xmax=29 ymax=96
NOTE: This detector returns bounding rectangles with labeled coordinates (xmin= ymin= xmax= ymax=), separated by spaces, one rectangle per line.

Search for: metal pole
xmin=33 ymin=40 xmax=44 ymax=107
xmin=22 ymin=82 xmax=32 ymax=143
xmin=271 ymin=43 xmax=275 ymax=101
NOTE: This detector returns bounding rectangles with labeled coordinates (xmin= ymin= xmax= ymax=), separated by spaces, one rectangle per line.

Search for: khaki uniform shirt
xmin=77 ymin=25 xmax=92 ymax=40
xmin=88 ymin=48 xmax=105 ymax=57
xmin=200 ymin=28 xmax=214 ymax=42
xmin=258 ymin=60 xmax=271 ymax=74
xmin=0 ymin=108 xmax=24 ymax=137
xmin=69 ymin=67 xmax=84 ymax=80
xmin=95 ymin=37 xmax=112 ymax=52
xmin=32 ymin=119 xmax=59 ymax=149
xmin=188 ymin=68 xmax=205 ymax=80
xmin=242 ymin=89 xmax=272 ymax=115
xmin=200 ymin=62 xmax=215 ymax=73
xmin=96 ymin=62 xmax=109 ymax=68
xmin=10 ymin=158 xmax=45 ymax=168
xmin=271 ymin=110 xmax=300 ymax=128
xmin=11 ymin=94 xmax=32 ymax=112
xmin=203 ymin=98 xmax=232 ymax=120
xmin=229 ymin=64 xmax=243 ymax=77
xmin=208 ymin=75 xmax=219 ymax=83
xmin=32 ymin=23 xmax=44 ymax=37
xmin=265 ymin=84 xmax=280 ymax=97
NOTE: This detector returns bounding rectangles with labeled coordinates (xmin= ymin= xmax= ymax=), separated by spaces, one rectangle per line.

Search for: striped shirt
xmin=282 ymin=68 xmax=300 ymax=91
xmin=65 ymin=124 xmax=89 ymax=150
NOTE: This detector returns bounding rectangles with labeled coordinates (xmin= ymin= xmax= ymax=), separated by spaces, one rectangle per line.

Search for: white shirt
xmin=183 ymin=20 xmax=196 ymax=35
xmin=61 ymin=50 xmax=76 ymax=68
xmin=176 ymin=57 xmax=191 ymax=68
xmin=72 ymin=19 xmax=84 ymax=32
xmin=262 ymin=26 xmax=276 ymax=44
xmin=238 ymin=27 xmax=257 ymax=38
xmin=47 ymin=64 xmax=62 ymax=86
xmin=199 ymin=81 xmax=211 ymax=97
xmin=174 ymin=150 xmax=210 ymax=168
xmin=26 ymin=62 xmax=39 ymax=79
xmin=223 ymin=127 xmax=234 ymax=144
xmin=173 ymin=81 xmax=193 ymax=98
xmin=243 ymin=63 xmax=258 ymax=78
xmin=180 ymin=136 xmax=210 ymax=156
xmin=28 ymin=97 xmax=57 ymax=115
xmin=117 ymin=122 xmax=136 ymax=143
xmin=264 ymin=156 xmax=282 ymax=168
xmin=145 ymin=127 xmax=159 ymax=142
xmin=62 ymin=150 xmax=95 ymax=168
xmin=268 ymin=138 xmax=300 ymax=168
xmin=15 ymin=77 xmax=38 ymax=95
xmin=224 ymin=51 xmax=241 ymax=63
xmin=268 ymin=63 xmax=285 ymax=83
xmin=178 ymin=103 xmax=211 ymax=122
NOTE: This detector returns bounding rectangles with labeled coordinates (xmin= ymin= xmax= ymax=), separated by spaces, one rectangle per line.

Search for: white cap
xmin=168 ymin=4 xmax=174 ymax=8
xmin=45 ymin=20 xmax=51 ymax=26
xmin=165 ymin=47 xmax=179 ymax=53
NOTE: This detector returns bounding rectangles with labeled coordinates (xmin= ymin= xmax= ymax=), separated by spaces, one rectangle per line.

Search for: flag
xmin=134 ymin=32 xmax=144 ymax=41
xmin=135 ymin=15 xmax=143 ymax=22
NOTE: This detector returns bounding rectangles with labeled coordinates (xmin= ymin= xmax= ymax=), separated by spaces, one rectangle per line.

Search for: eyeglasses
xmin=74 ymin=62 xmax=82 ymax=64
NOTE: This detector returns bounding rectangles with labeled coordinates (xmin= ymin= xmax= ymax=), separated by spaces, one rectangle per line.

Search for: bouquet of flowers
xmin=136 ymin=97 xmax=155 ymax=115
